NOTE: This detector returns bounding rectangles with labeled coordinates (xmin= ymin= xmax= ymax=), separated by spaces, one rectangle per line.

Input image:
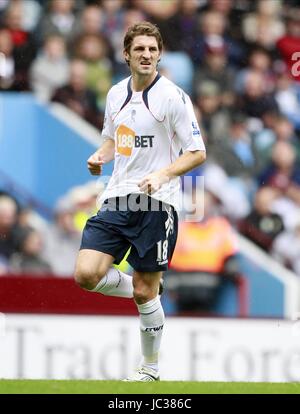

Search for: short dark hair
xmin=123 ymin=21 xmax=163 ymax=56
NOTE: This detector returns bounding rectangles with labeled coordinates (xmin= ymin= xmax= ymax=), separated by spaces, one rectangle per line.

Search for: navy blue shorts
xmin=80 ymin=194 xmax=178 ymax=272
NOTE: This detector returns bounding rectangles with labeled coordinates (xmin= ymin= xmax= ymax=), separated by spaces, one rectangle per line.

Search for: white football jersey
xmin=99 ymin=73 xmax=205 ymax=211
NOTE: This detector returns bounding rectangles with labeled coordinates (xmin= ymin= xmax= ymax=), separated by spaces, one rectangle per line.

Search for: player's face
xmin=124 ymin=35 xmax=161 ymax=77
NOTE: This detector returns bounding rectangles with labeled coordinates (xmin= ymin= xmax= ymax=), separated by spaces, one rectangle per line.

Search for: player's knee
xmin=74 ymin=266 xmax=106 ymax=290
xmin=133 ymin=285 xmax=152 ymax=304
xmin=74 ymin=267 xmax=95 ymax=290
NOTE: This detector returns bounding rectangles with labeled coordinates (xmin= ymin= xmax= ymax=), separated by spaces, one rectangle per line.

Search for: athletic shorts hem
xmin=127 ymin=258 xmax=169 ymax=273
xmin=130 ymin=267 xmax=168 ymax=272
xmin=79 ymin=245 xmax=120 ymax=263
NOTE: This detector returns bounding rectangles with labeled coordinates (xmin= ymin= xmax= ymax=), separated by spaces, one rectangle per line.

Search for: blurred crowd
xmin=0 ymin=181 xmax=102 ymax=276
xmin=1 ymin=0 xmax=300 ymax=312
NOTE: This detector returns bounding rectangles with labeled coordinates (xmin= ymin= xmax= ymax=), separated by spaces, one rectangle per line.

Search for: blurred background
xmin=1 ymin=0 xmax=300 ymax=382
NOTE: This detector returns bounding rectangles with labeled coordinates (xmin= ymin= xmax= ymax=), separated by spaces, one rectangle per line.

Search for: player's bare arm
xmin=87 ymin=138 xmax=115 ymax=175
xmin=139 ymin=150 xmax=206 ymax=194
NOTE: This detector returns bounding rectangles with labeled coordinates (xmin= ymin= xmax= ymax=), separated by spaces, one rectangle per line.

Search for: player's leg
xmin=75 ymin=249 xmax=134 ymax=298
xmin=132 ymin=270 xmax=164 ymax=380
xmin=124 ymin=199 xmax=178 ymax=381
xmin=74 ymin=249 xmax=114 ymax=290
xmin=74 ymin=209 xmax=134 ymax=298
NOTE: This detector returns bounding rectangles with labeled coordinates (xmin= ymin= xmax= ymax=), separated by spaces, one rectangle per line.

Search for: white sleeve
xmin=101 ymin=90 xmax=114 ymax=140
xmin=169 ymin=89 xmax=205 ymax=152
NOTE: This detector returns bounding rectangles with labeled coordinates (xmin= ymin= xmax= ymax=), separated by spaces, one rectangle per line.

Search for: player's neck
xmin=131 ymin=71 xmax=158 ymax=92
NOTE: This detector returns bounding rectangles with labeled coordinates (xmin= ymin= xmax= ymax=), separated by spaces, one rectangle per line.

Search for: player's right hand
xmin=87 ymin=152 xmax=104 ymax=175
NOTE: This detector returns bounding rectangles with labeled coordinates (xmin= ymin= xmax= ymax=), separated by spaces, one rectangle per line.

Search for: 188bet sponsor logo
xmin=116 ymin=124 xmax=154 ymax=156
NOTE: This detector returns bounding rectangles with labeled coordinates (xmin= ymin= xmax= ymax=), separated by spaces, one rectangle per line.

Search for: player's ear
xmin=123 ymin=49 xmax=130 ymax=64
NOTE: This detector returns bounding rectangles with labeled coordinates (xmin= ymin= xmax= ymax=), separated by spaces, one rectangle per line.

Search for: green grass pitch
xmin=0 ymin=380 xmax=300 ymax=394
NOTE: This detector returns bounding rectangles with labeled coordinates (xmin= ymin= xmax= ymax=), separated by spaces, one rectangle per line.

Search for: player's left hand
xmin=138 ymin=172 xmax=169 ymax=195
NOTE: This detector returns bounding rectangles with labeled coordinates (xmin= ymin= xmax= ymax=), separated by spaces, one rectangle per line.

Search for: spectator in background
xmin=74 ymin=4 xmax=103 ymax=38
xmin=36 ymin=0 xmax=79 ymax=48
xmin=132 ymin=0 xmax=179 ymax=51
xmin=273 ymin=115 xmax=299 ymax=151
xmin=254 ymin=115 xmax=300 ymax=169
xmin=277 ymin=8 xmax=300 ymax=83
xmin=235 ymin=46 xmax=275 ymax=95
xmin=0 ymin=28 xmax=15 ymax=90
xmin=167 ymin=189 xmax=240 ymax=313
xmin=101 ymin=0 xmax=127 ymax=57
xmin=238 ymin=186 xmax=284 ymax=252
xmin=29 ymin=34 xmax=70 ymax=102
xmin=7 ymin=0 xmax=41 ymax=33
xmin=200 ymin=0 xmax=234 ymax=20
xmin=274 ymin=64 xmax=300 ymax=131
xmin=67 ymin=181 xmax=101 ymax=232
xmin=9 ymin=226 xmax=52 ymax=275
xmin=251 ymin=108 xmax=281 ymax=162
xmin=260 ymin=107 xmax=282 ymax=132
xmin=237 ymin=70 xmax=278 ymax=119
xmin=272 ymin=217 xmax=300 ymax=276
xmin=195 ymin=80 xmax=231 ymax=147
xmin=0 ymin=194 xmax=20 ymax=260
xmin=51 ymin=58 xmax=102 ymax=129
xmin=132 ymin=0 xmax=179 ymax=21
xmin=257 ymin=141 xmax=300 ymax=230
xmin=193 ymin=34 xmax=236 ymax=107
xmin=203 ymin=162 xmax=251 ymax=221
xmin=0 ymin=0 xmax=9 ymax=20
xmin=159 ymin=46 xmax=194 ymax=95
xmin=70 ymin=4 xmax=111 ymax=59
xmin=192 ymin=10 xmax=225 ymax=65
xmin=199 ymin=0 xmax=246 ymax=41
xmin=209 ymin=112 xmax=260 ymax=200
xmin=258 ymin=141 xmax=300 ymax=206
xmin=242 ymin=0 xmax=285 ymax=52
xmin=172 ymin=0 xmax=200 ymax=58
xmin=110 ymin=7 xmax=146 ymax=82
xmin=101 ymin=0 xmax=126 ymax=40
xmin=17 ymin=205 xmax=48 ymax=234
xmin=42 ymin=197 xmax=81 ymax=276
xmin=75 ymin=33 xmax=112 ymax=111
xmin=192 ymin=10 xmax=244 ymax=67
xmin=2 ymin=1 xmax=37 ymax=90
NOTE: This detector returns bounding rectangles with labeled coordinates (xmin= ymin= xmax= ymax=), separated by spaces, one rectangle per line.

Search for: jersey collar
xmin=120 ymin=73 xmax=161 ymax=112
